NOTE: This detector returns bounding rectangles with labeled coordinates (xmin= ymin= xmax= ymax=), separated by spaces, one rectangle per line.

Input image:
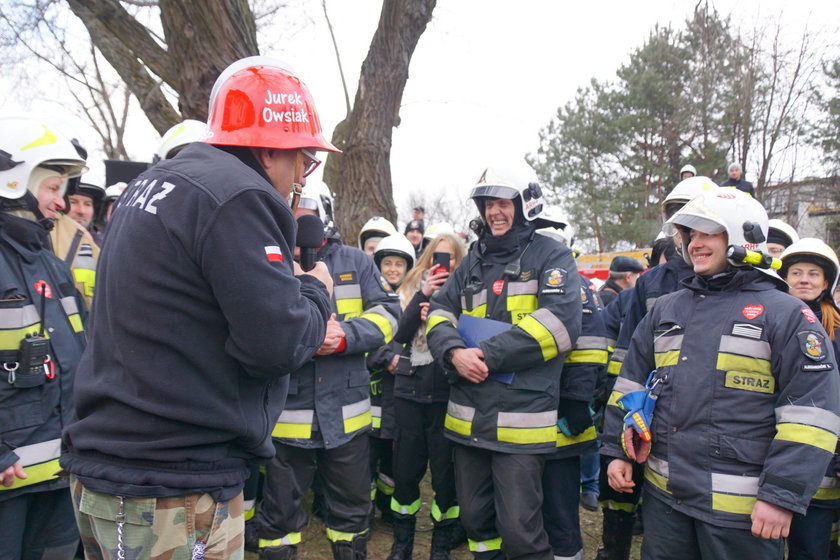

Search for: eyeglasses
xmin=301 ymin=148 xmax=321 ymax=177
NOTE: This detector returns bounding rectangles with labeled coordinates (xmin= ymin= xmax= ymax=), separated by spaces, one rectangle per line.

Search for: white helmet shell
xmin=423 ymin=222 xmax=455 ymax=242
xmin=679 ymin=164 xmax=697 ymax=177
xmin=374 ymin=233 xmax=415 ymax=271
xmin=768 ymin=219 xmax=800 ymax=247
xmin=471 ymin=162 xmax=545 ymax=222
xmin=359 ymin=216 xmax=397 ymax=249
xmin=155 ymin=119 xmax=207 ymax=161
xmin=104 ymin=182 xmax=128 ymax=202
xmin=780 ymin=238 xmax=839 ymax=296
xmin=664 ymin=187 xmax=772 ymax=271
xmin=0 ymin=117 xmax=88 ymax=200
xmin=298 ymin=180 xmax=336 ymax=234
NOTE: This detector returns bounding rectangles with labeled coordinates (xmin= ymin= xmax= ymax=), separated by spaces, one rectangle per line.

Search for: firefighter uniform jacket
xmin=603 ymin=268 xmax=840 ymax=529
xmin=49 ymin=213 xmax=99 ymax=311
xmin=0 ymin=212 xmax=87 ymax=502
xmin=607 ymin=255 xmax=694 ymax=380
xmin=273 ymin=239 xmax=401 ymax=449
xmin=61 ymin=143 xmax=332 ymax=499
xmin=549 ymin=274 xmax=608 ymax=459
xmin=426 ymin=225 xmax=582 ymax=454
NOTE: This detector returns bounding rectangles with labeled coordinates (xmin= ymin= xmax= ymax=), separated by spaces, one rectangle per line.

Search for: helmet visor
xmin=297 ymin=197 xmax=320 ymax=214
xmin=470 ymin=185 xmax=518 ymax=200
xmin=663 ymin=213 xmax=726 ymax=236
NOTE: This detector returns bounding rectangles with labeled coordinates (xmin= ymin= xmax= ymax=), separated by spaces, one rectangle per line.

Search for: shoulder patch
xmin=797 ymin=331 xmax=827 ymax=361
xmin=580 ymin=286 xmax=588 ymax=304
xmin=801 ymin=307 xmax=818 ymax=324
xmin=545 ymin=268 xmax=567 ymax=288
xmin=519 ymin=269 xmax=534 ymax=282
xmin=741 ymin=305 xmax=763 ymax=320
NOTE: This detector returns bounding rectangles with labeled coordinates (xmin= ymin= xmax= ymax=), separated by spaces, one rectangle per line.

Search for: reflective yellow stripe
xmin=344 ymin=411 xmax=371 ymax=434
xmin=426 ymin=315 xmax=455 ymax=334
xmin=607 ymin=390 xmax=623 ymax=408
xmin=67 ymin=314 xmax=84 ymax=333
xmin=469 ymin=537 xmax=503 ymax=552
xmin=1 ymin=459 xmax=61 ymax=491
xmin=518 ymin=315 xmax=558 ymax=361
xmin=556 ymin=425 xmax=597 ymax=447
xmin=326 ymin=528 xmax=367 ymax=543
xmin=600 ymin=499 xmax=637 ymax=513
xmin=607 ymin=360 xmax=622 ymax=376
xmin=376 ymin=475 xmax=394 ymax=495
xmin=716 ymin=353 xmax=771 ymax=376
xmin=497 ymin=426 xmax=556 ymax=444
xmin=815 ymin=477 xmax=840 ymax=501
xmin=431 ymin=501 xmax=460 ymax=521
xmin=73 ymin=268 xmax=96 ymax=298
xmin=390 ymin=496 xmax=421 ymax=515
xmin=371 ymin=416 xmax=381 ymax=429
xmin=359 ymin=309 xmax=394 ymax=342
xmin=273 ymin=409 xmax=314 ymax=439
xmin=775 ymin=423 xmax=837 ymax=452
xmin=336 ymin=298 xmax=363 ymax=318
xmin=244 ymin=498 xmax=256 ymax=521
xmin=507 ymin=294 xmax=538 ymax=314
xmin=564 ymin=349 xmax=609 ymax=364
xmin=654 ymin=350 xmax=679 ymax=368
xmin=444 ymin=414 xmax=472 ymax=436
xmin=711 ymin=493 xmax=755 ymax=515
xmin=644 ymin=463 xmax=670 ymax=494
xmin=259 ymin=532 xmax=302 ymax=547
xmin=0 ymin=324 xmax=44 ymax=351
xmin=463 ymin=305 xmax=487 ymax=318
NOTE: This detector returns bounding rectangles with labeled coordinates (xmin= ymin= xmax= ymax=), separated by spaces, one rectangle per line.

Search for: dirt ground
xmin=245 ymin=473 xmax=643 ymax=559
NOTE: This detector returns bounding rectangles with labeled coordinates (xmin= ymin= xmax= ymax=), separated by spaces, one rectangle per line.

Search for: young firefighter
xmin=604 ymin=188 xmax=840 ymax=559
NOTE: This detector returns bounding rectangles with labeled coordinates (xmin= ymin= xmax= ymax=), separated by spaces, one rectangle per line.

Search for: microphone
xmin=296 ymin=214 xmax=325 ymax=272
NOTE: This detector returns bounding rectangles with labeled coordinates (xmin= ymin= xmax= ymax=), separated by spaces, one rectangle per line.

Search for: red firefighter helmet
xmin=205 ymin=56 xmax=339 ymax=153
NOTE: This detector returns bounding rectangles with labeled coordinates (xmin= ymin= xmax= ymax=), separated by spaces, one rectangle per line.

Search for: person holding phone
xmin=386 ymin=233 xmax=466 ymax=560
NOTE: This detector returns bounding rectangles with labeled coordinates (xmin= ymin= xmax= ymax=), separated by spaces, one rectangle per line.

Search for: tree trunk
xmin=331 ymin=0 xmax=437 ymax=244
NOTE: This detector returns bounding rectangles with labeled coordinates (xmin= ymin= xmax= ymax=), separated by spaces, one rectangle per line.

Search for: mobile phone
xmin=432 ymin=252 xmax=450 ymax=272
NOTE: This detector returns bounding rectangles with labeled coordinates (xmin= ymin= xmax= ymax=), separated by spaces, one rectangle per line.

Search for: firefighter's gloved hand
xmin=557 ymin=398 xmax=593 ymax=437
xmin=618 ymin=389 xmax=655 ymax=464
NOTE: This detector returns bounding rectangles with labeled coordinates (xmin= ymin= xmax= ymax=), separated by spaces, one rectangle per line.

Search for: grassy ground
xmin=246 ymin=473 xmax=643 ymax=559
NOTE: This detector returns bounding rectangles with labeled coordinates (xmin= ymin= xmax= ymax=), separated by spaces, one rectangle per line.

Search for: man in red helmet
xmin=60 ymin=57 xmax=338 ymax=557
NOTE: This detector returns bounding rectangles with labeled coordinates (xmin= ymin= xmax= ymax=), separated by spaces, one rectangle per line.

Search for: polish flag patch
xmin=741 ymin=305 xmax=763 ymax=320
xmin=265 ymin=246 xmax=283 ymax=263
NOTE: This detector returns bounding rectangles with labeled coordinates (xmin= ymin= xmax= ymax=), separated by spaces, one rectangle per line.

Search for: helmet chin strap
xmin=290 ymin=150 xmax=304 ymax=212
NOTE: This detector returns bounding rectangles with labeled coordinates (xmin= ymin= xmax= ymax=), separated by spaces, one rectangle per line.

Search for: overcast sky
xmin=2 ymin=0 xmax=837 ymax=218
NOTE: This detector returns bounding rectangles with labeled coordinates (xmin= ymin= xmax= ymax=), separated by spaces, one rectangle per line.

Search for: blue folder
xmin=457 ymin=314 xmax=515 ymax=384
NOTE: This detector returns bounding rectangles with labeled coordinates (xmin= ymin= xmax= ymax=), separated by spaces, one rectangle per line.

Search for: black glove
xmin=557 ymin=398 xmax=593 ymax=436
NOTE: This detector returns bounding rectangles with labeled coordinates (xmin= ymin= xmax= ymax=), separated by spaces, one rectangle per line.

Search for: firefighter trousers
xmin=391 ymin=399 xmax=457 ymax=519
xmin=454 ymin=444 xmax=552 ymax=560
xmin=255 ymin=435 xmax=371 ymax=542
xmin=641 ymin=493 xmax=783 ymax=560
xmin=542 ymin=456 xmax=583 ymax=559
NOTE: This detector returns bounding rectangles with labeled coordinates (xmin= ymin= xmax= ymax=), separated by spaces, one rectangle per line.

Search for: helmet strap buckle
xmin=290 ymin=183 xmax=303 ymax=212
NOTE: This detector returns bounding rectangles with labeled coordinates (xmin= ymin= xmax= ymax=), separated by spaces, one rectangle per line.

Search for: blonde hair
xmin=398 ymin=233 xmax=466 ymax=308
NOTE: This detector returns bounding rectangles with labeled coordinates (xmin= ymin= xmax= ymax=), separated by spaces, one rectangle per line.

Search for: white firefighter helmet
xmin=679 ymin=164 xmax=697 ymax=178
xmin=768 ymin=219 xmax=800 ymax=248
xmin=155 ymin=119 xmax=207 ymax=162
xmin=535 ymin=206 xmax=574 ymax=246
xmin=104 ymin=182 xmax=128 ymax=202
xmin=358 ymin=216 xmax=397 ymax=249
xmin=0 ymin=117 xmax=88 ymax=200
xmin=298 ymin=180 xmax=336 ymax=234
xmin=470 ymin=162 xmax=546 ymax=223
xmin=780 ymin=238 xmax=839 ymax=297
xmin=374 ymin=233 xmax=415 ymax=271
xmin=663 ymin=187 xmax=772 ymax=272
xmin=423 ymin=222 xmax=455 ymax=242
xmin=661 ymin=176 xmax=719 ymax=221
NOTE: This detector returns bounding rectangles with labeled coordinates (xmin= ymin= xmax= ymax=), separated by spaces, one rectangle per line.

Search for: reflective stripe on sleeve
xmin=518 ymin=308 xmax=572 ymax=362
xmin=774 ymin=405 xmax=840 ymax=452
xmin=426 ymin=310 xmax=458 ymax=334
xmin=359 ymin=304 xmax=398 ymax=342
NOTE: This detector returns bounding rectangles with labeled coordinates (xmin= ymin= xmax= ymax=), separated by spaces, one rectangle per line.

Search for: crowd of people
xmin=1 ymin=56 xmax=839 ymax=560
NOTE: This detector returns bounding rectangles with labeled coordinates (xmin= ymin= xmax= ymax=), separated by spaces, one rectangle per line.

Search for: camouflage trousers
xmin=70 ymin=475 xmax=244 ymax=560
